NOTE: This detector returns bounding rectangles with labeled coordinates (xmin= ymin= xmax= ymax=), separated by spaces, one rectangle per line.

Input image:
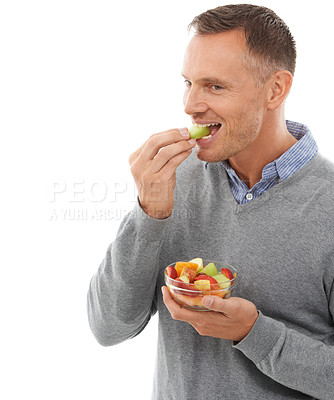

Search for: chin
xmin=195 ymin=147 xmax=227 ymax=163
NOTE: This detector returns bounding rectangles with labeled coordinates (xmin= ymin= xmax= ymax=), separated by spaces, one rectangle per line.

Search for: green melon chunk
xmin=189 ymin=125 xmax=210 ymax=139
xmin=200 ymin=262 xmax=218 ymax=276
xmin=179 ymin=275 xmax=190 ymax=283
xmin=212 ymin=274 xmax=231 ymax=289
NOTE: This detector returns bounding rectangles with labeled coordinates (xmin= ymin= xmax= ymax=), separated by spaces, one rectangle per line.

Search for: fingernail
xmin=202 ymin=296 xmax=213 ymax=307
xmin=188 ymin=139 xmax=196 ymax=145
xmin=178 ymin=127 xmax=189 ymax=137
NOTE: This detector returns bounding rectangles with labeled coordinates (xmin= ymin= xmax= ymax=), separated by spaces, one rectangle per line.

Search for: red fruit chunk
xmin=166 ymin=265 xmax=177 ymax=279
xmin=180 ymin=267 xmax=197 ymax=283
xmin=173 ymin=278 xmax=199 ymax=297
xmin=221 ymin=268 xmax=234 ymax=280
xmin=182 ymin=283 xmax=200 ymax=297
xmin=174 ymin=278 xmax=191 ymax=289
xmin=172 ymin=278 xmax=187 ymax=293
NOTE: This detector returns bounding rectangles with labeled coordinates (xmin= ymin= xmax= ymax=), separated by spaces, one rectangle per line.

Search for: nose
xmin=183 ymin=87 xmax=208 ymax=116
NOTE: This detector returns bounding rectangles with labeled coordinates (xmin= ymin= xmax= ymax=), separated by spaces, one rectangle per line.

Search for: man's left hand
xmin=162 ymin=286 xmax=258 ymax=342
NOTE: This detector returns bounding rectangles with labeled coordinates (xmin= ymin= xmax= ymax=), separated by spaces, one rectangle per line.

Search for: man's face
xmin=182 ymin=30 xmax=269 ymax=163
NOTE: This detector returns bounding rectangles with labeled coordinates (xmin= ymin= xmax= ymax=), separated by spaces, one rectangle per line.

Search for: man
xmin=87 ymin=4 xmax=334 ymax=399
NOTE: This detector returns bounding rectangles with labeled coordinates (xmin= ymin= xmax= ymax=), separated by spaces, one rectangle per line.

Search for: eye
xmin=184 ymin=79 xmax=192 ymax=87
xmin=211 ymin=84 xmax=224 ymax=91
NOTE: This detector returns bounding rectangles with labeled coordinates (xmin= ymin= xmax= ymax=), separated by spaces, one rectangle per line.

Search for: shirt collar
xmin=274 ymin=121 xmax=318 ymax=181
xmin=206 ymin=120 xmax=318 ymax=183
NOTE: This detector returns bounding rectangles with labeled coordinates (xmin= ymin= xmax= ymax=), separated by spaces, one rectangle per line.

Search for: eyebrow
xmin=181 ymin=74 xmax=229 ymax=87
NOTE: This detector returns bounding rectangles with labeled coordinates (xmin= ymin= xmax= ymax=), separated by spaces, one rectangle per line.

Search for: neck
xmin=228 ymin=115 xmax=297 ymax=189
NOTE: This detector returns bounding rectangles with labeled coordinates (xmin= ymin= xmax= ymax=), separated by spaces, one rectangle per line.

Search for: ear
xmin=267 ymin=70 xmax=293 ymax=110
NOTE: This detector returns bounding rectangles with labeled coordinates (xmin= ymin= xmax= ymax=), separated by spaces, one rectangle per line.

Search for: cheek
xmin=222 ymin=116 xmax=242 ymax=136
xmin=221 ymin=105 xmax=262 ymax=143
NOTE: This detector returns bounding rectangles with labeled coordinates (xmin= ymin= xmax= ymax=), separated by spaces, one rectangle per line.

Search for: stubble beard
xmin=195 ymin=108 xmax=263 ymax=164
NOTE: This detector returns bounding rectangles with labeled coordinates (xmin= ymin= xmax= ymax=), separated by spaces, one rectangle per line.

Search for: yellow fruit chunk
xmin=189 ymin=257 xmax=204 ymax=274
xmin=194 ymin=280 xmax=211 ymax=291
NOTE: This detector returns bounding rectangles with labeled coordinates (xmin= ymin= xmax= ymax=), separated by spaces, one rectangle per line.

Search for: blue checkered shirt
xmin=218 ymin=121 xmax=318 ymax=204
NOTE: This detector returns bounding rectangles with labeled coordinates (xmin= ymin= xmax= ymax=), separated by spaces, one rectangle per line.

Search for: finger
xmin=161 ymin=285 xmax=181 ymax=311
xmin=128 ymin=130 xmax=174 ymax=166
xmin=140 ymin=128 xmax=190 ymax=161
xmin=128 ymin=141 xmax=146 ymax=165
xmin=128 ymin=128 xmax=189 ymax=167
xmin=150 ymin=140 xmax=195 ymax=174
xmin=202 ymin=295 xmax=236 ymax=316
xmin=161 ymin=148 xmax=194 ymax=179
xmin=161 ymin=286 xmax=200 ymax=323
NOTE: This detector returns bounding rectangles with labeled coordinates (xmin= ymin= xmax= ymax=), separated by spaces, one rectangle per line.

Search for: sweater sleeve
xmin=233 ymin=309 xmax=334 ymax=399
xmin=87 ymin=200 xmax=169 ymax=346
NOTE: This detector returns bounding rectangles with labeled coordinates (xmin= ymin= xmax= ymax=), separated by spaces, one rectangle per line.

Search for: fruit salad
xmin=164 ymin=258 xmax=238 ymax=311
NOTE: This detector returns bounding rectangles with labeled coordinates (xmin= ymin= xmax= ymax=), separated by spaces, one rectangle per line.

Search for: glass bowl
xmin=164 ymin=260 xmax=238 ymax=311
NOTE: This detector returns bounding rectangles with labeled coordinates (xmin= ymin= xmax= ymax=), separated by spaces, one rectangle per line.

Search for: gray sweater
xmin=87 ymin=151 xmax=334 ymax=399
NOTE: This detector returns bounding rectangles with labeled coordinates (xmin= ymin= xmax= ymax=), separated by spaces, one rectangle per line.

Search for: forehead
xmin=182 ymin=30 xmax=248 ymax=79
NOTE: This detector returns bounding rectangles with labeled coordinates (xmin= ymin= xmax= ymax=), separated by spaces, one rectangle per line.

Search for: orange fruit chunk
xmin=175 ymin=262 xmax=198 ymax=277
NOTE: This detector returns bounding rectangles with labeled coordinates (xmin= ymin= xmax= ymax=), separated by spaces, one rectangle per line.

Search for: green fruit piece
xmin=212 ymin=274 xmax=231 ymax=289
xmin=189 ymin=125 xmax=210 ymax=139
xmin=189 ymin=257 xmax=204 ymax=274
xmin=200 ymin=262 xmax=218 ymax=277
xmin=179 ymin=275 xmax=190 ymax=283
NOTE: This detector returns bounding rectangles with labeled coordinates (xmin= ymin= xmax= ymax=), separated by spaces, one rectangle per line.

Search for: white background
xmin=1 ymin=0 xmax=333 ymax=399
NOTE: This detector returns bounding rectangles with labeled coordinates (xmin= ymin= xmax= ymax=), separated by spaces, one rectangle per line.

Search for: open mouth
xmin=193 ymin=123 xmax=222 ymax=140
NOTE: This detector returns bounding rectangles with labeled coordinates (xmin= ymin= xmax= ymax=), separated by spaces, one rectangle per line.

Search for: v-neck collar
xmin=215 ymin=152 xmax=322 ymax=213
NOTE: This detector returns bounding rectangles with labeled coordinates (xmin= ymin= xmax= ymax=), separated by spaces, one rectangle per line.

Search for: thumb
xmin=202 ymin=295 xmax=233 ymax=315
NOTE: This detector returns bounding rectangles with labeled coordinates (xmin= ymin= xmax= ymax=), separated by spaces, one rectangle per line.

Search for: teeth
xmin=200 ymin=134 xmax=212 ymax=139
xmin=194 ymin=123 xmax=220 ymax=127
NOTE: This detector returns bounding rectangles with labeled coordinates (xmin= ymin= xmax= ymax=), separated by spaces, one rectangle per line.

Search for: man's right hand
xmin=128 ymin=128 xmax=196 ymax=219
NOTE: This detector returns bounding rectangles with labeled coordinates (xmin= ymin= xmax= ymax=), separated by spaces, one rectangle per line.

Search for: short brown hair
xmin=188 ymin=4 xmax=296 ymax=85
